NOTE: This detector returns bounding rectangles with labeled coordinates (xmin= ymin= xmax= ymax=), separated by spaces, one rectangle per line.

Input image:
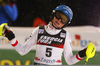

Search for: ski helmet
xmin=52 ymin=5 xmax=73 ymax=28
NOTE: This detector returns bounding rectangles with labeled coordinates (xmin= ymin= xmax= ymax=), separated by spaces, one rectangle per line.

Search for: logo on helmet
xmin=63 ymin=7 xmax=72 ymax=14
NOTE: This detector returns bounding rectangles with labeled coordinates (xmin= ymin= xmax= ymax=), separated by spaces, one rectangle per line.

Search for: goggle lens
xmin=55 ymin=11 xmax=69 ymax=24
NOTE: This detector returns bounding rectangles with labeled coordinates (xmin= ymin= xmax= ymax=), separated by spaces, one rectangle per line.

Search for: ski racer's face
xmin=52 ymin=17 xmax=64 ymax=28
xmin=52 ymin=11 xmax=69 ymax=28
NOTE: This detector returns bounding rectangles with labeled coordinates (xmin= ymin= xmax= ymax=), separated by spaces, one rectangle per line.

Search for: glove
xmin=78 ymin=48 xmax=86 ymax=58
xmin=78 ymin=43 xmax=96 ymax=64
xmin=0 ymin=0 xmax=9 ymax=5
xmin=0 ymin=23 xmax=15 ymax=41
xmin=4 ymin=26 xmax=15 ymax=41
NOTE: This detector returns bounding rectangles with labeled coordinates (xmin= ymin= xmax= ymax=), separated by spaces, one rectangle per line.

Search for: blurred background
xmin=0 ymin=0 xmax=100 ymax=65
xmin=13 ymin=0 xmax=100 ymax=27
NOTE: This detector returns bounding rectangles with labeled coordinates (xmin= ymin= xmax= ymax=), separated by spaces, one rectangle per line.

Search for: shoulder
xmin=61 ymin=29 xmax=66 ymax=33
xmin=38 ymin=25 xmax=45 ymax=29
xmin=31 ymin=26 xmax=39 ymax=35
xmin=62 ymin=29 xmax=71 ymax=37
xmin=62 ymin=29 xmax=71 ymax=43
xmin=31 ymin=25 xmax=46 ymax=34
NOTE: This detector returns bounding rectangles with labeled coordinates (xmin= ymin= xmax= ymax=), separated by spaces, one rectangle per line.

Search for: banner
xmin=0 ymin=26 xmax=100 ymax=51
xmin=0 ymin=50 xmax=100 ymax=65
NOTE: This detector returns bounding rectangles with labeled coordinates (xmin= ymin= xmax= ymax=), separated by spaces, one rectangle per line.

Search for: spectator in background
xmin=0 ymin=0 xmax=18 ymax=26
xmin=33 ymin=17 xmax=47 ymax=27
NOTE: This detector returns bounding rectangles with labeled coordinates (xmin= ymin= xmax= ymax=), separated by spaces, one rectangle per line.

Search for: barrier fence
xmin=0 ymin=26 xmax=100 ymax=51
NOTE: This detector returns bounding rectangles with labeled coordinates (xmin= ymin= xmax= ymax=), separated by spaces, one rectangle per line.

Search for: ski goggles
xmin=54 ymin=11 xmax=69 ymax=24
